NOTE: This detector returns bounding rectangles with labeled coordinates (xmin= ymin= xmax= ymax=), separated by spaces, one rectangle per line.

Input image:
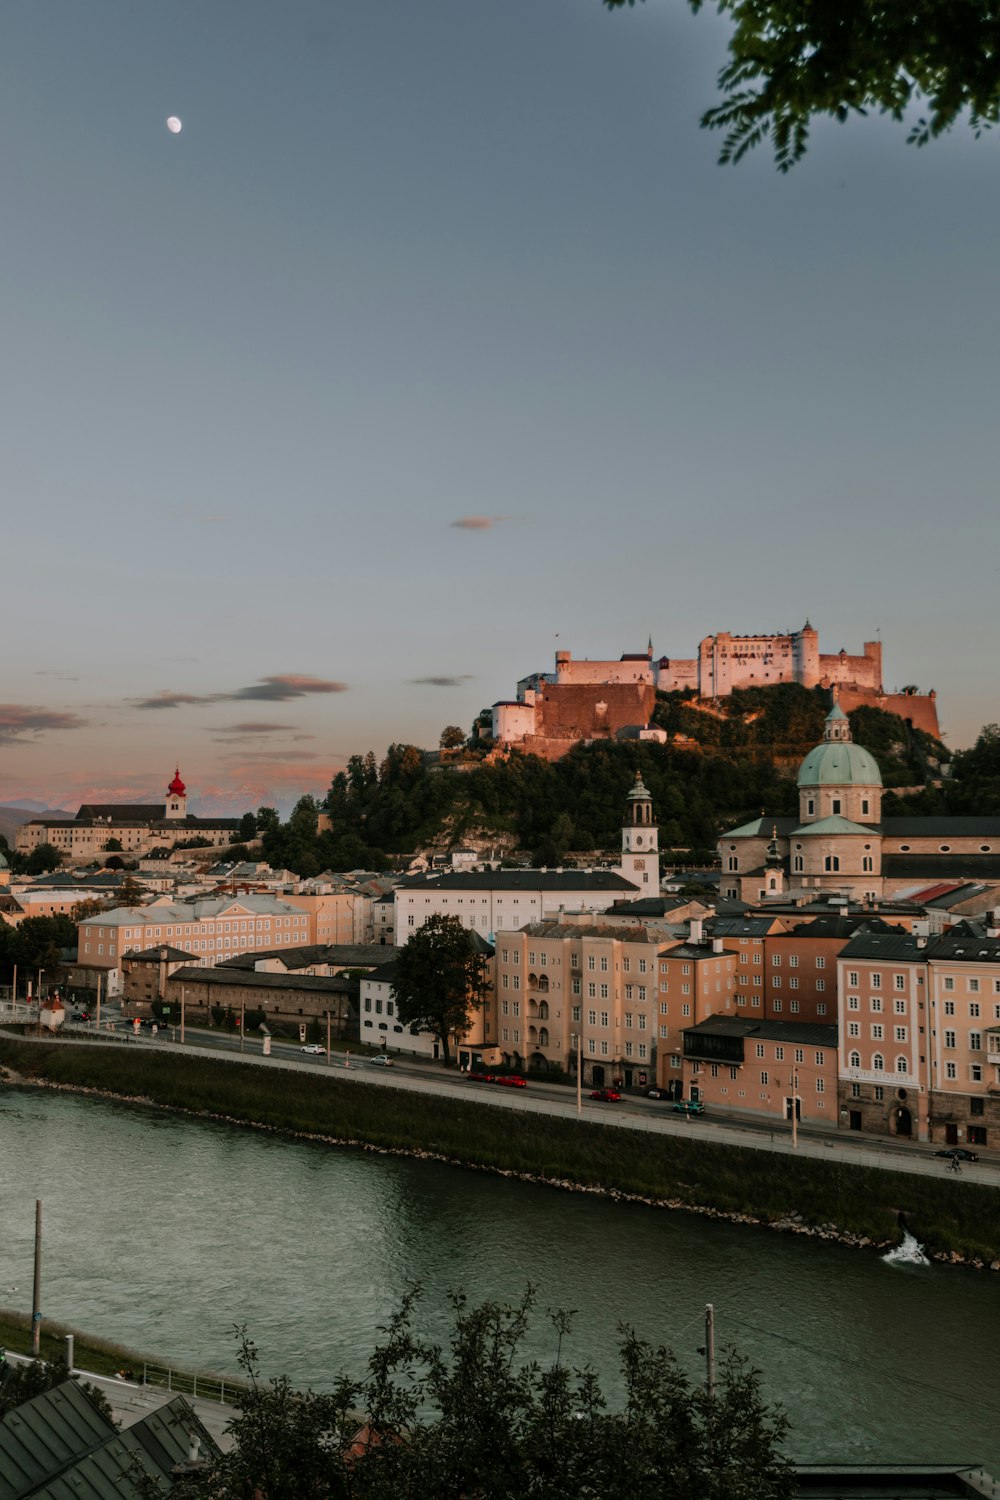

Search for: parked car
xmin=367 ymin=1055 xmax=394 ymax=1068
xmin=671 ymin=1100 xmax=705 ymax=1116
xmin=468 ymin=1073 xmax=496 ymax=1083
xmin=300 ymin=1044 xmax=326 ymax=1055
xmin=71 ymin=1011 xmax=88 ymax=1022
xmin=933 ymin=1147 xmax=978 ymax=1162
xmin=590 ymin=1089 xmax=622 ymax=1102
xmin=496 ymin=1076 xmax=527 ymax=1089
xmin=646 ymin=1088 xmax=666 ymax=1100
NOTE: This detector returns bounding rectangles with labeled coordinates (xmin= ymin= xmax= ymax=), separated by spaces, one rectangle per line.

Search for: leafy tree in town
xmin=392 ymin=914 xmax=490 ymax=1067
xmin=125 ymin=1291 xmax=794 ymax=1500
xmin=238 ymin=811 xmax=258 ymax=842
xmin=115 ymin=873 xmax=147 ymax=909
xmin=104 ymin=837 xmax=123 ymax=852
xmin=24 ymin=843 xmax=61 ymax=876
xmin=10 ymin=916 xmax=77 ymax=980
xmin=0 ymin=1357 xmax=115 ymax=1424
xmin=605 ymin=0 xmax=1000 ymax=169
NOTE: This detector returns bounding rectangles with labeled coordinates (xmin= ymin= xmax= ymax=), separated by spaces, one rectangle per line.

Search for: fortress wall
xmin=819 ymin=643 xmax=882 ymax=692
xmin=836 ymin=686 xmax=940 ymax=738
xmin=535 ymin=681 xmax=657 ymax=740
xmin=554 ymin=653 xmax=653 ymax=687
xmin=655 ymin=658 xmax=698 ymax=692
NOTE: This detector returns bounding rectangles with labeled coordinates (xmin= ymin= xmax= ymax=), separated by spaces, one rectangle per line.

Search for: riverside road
xmin=10 ymin=1014 xmax=999 ymax=1189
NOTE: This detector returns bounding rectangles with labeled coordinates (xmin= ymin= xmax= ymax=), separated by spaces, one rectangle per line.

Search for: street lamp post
xmin=573 ymin=1032 xmax=582 ymax=1115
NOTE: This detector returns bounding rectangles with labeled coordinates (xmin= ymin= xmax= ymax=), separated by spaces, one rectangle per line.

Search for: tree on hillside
xmin=439 ymin=725 xmax=466 ymax=751
xmin=136 ymin=1291 xmax=793 ymax=1499
xmin=605 ymin=0 xmax=1000 ymax=169
xmin=238 ymin=811 xmax=257 ymax=843
xmin=392 ymin=914 xmax=490 ymax=1067
xmin=24 ymin=843 xmax=61 ymax=876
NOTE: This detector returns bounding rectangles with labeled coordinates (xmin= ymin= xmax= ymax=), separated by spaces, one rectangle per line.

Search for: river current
xmin=1 ymin=1088 xmax=996 ymax=1468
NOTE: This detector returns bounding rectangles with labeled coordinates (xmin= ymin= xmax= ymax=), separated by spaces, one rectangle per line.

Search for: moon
xmin=166 ymin=116 xmax=182 ymax=134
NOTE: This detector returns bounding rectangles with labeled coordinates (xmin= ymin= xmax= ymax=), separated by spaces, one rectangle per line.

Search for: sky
xmin=2 ymin=0 xmax=997 ymax=816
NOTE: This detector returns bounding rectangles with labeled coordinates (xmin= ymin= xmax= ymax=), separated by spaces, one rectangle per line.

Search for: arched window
xmin=896 ymin=1056 xmax=908 ymax=1074
xmin=862 ymin=856 xmax=873 ymax=872
xmin=849 ymin=1050 xmax=860 ymax=1069
xmin=872 ymin=1052 xmax=884 ymax=1072
xmin=727 ymin=856 xmax=739 ymax=872
xmin=538 ymin=1027 xmax=549 ymax=1048
xmin=793 ymin=856 xmax=803 ymax=872
xmin=824 ymin=855 xmax=840 ymax=872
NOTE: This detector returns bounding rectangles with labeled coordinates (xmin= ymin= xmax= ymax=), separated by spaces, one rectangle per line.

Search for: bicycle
xmin=946 ymin=1157 xmax=962 ymax=1176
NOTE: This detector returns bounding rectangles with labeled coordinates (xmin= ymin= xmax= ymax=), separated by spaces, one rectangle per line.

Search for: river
xmin=1 ymin=1087 xmax=996 ymax=1468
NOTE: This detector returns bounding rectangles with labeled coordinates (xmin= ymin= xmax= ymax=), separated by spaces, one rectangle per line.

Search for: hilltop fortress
xmin=491 ymin=623 xmax=939 ymax=760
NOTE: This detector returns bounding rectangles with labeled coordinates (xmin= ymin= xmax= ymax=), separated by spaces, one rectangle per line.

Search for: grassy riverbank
xmin=2 ymin=1038 xmax=998 ymax=1264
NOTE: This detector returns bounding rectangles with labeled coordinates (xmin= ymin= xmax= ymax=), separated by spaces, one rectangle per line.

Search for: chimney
xmin=689 ymin=917 xmax=703 ymax=944
xmin=712 ymin=937 xmax=723 ymax=954
xmin=916 ymin=936 xmax=927 ymax=949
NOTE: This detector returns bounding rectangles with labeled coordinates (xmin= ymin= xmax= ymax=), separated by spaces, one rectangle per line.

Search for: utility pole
xmin=326 ymin=1009 xmax=331 ymax=1064
xmin=574 ymin=1033 xmax=582 ymax=1115
xmin=95 ymin=971 xmax=102 ymax=1031
xmin=31 ymin=1201 xmax=42 ymax=1357
xmin=180 ymin=987 xmax=186 ymax=1045
xmin=704 ymin=1302 xmax=715 ymax=1399
xmin=240 ymin=997 xmax=245 ymax=1054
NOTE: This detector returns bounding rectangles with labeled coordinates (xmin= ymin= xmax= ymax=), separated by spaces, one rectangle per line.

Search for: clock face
xmin=633 ymin=858 xmax=646 ymax=870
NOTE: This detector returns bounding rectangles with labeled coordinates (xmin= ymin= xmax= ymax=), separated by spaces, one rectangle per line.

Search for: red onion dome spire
xmin=167 ymin=768 xmax=186 ymax=797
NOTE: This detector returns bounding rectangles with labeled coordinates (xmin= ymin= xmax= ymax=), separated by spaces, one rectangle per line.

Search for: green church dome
xmin=797 ymin=694 xmax=883 ymax=788
xmin=797 ymin=740 xmax=882 ymax=788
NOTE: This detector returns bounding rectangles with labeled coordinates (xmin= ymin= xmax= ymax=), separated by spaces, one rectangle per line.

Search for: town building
xmin=75 ymin=894 xmax=313 ymax=993
xmin=681 ymin=1016 xmax=839 ymax=1125
xmin=15 ymin=769 xmax=243 ymax=860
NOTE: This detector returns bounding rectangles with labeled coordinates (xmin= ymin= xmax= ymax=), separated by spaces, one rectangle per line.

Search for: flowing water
xmin=0 ymin=1088 xmax=997 ymax=1468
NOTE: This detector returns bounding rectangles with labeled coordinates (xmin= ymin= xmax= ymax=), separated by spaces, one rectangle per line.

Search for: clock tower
xmin=621 ymin=771 xmax=659 ymax=892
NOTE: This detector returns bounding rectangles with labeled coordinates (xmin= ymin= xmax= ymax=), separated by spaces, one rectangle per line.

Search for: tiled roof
xmin=169 ymin=965 xmax=359 ymax=995
xmin=837 ymin=931 xmax=924 ymax=960
xmin=397 ymin=870 xmax=638 ymax=892
xmin=683 ymin=1016 xmax=839 ymax=1047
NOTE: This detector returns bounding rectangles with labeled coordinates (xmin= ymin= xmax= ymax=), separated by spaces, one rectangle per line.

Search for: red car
xmin=590 ymin=1089 xmax=622 ymax=1102
xmin=468 ymin=1072 xmax=496 ymax=1084
xmin=496 ymin=1076 xmax=527 ymax=1089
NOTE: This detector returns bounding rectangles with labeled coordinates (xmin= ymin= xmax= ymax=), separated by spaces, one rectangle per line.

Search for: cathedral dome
xmin=797 ymin=698 xmax=882 ymax=789
xmin=167 ymin=768 xmax=186 ymax=797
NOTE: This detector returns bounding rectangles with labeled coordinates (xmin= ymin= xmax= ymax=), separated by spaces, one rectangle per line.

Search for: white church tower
xmin=621 ymin=771 xmax=659 ymax=892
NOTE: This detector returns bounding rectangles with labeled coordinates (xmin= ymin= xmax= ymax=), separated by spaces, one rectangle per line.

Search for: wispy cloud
xmin=409 ymin=675 xmax=474 ymax=688
xmin=132 ymin=675 xmax=349 ymax=710
xmin=229 ymin=675 xmax=348 ymax=702
xmin=220 ymin=722 xmax=300 ymax=735
xmin=133 ymin=691 xmax=217 ymax=710
xmin=449 ymin=516 xmax=511 ymax=531
xmin=0 ymin=704 xmax=88 ymax=746
xmin=216 ymin=750 xmax=321 ymax=764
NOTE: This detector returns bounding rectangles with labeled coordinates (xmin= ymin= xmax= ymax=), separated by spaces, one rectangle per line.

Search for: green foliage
xmin=392 ymin=914 xmax=490 ymax=1066
xmin=3 ymin=915 xmax=77 ymax=978
xmin=945 ymin=723 xmax=1000 ymax=814
xmin=238 ymin=811 xmax=258 ymax=842
xmin=115 ymin=1293 xmax=794 ymax=1500
xmin=0 ymin=1356 xmax=115 ymax=1425
xmin=604 ymin=0 xmax=1000 ymax=169
xmin=439 ymin=724 xmax=467 ymax=750
xmin=25 ymin=842 xmax=62 ymax=875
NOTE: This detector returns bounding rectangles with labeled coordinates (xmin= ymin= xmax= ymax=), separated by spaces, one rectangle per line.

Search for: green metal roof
xmin=791 ymin=815 xmax=876 ymax=837
xmin=797 ymin=741 xmax=882 ymax=789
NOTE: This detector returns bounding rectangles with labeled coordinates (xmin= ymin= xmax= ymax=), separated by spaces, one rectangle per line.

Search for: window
xmin=775 ymin=1046 xmax=785 ymax=1061
xmin=817 ymin=1002 xmax=827 ymax=1016
xmin=824 ymin=855 xmax=840 ymax=872
xmin=772 ymin=999 xmax=783 ymax=1013
xmin=896 ymin=1056 xmax=908 ymax=1074
xmin=971 ymin=1064 xmax=983 ymax=1082
xmin=894 ymin=1026 xmax=907 ymax=1042
xmin=848 ymin=996 xmax=859 ymax=1011
xmin=969 ymin=1031 xmax=982 ymax=1052
xmin=849 ymin=1050 xmax=860 ymax=1068
xmin=871 ymin=973 xmax=881 ymax=989
xmin=848 ymin=971 xmax=858 ymax=987
xmin=894 ymin=999 xmax=906 ymax=1014
xmin=755 ymin=1043 xmax=765 ymax=1058
xmin=772 ymin=954 xmax=781 ymax=967
xmin=944 ymin=1000 xmax=955 ymax=1015
xmin=789 ymin=978 xmax=799 ymax=990
xmin=944 ymin=1030 xmax=956 ymax=1048
xmin=600 ymin=1011 xmax=609 ymax=1028
xmin=946 ymin=1061 xmax=957 ymax=1080
xmin=848 ymin=1022 xmax=860 ymax=1038
xmin=871 ymin=1024 xmax=883 ymax=1040
xmin=969 ymin=1002 xmax=981 ymax=1017
xmin=789 ymin=955 xmax=799 ymax=968
xmin=772 ymin=977 xmax=781 ymax=989
xmin=871 ymin=997 xmax=882 ymax=1012
xmin=894 ymin=974 xmax=906 ymax=991
xmin=872 ymin=1053 xmax=884 ymax=1072
xmin=850 ymin=1081 xmax=861 ymax=1097
xmin=816 ymin=1077 xmax=825 ymax=1092
xmin=969 ymin=979 xmax=981 ymax=994
xmin=944 ymin=977 xmax=954 ymax=991
xmin=816 ymin=980 xmax=825 ymax=992
xmin=760 ymin=1071 xmax=769 ymax=1085
xmin=874 ymin=1085 xmax=884 ymax=1102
